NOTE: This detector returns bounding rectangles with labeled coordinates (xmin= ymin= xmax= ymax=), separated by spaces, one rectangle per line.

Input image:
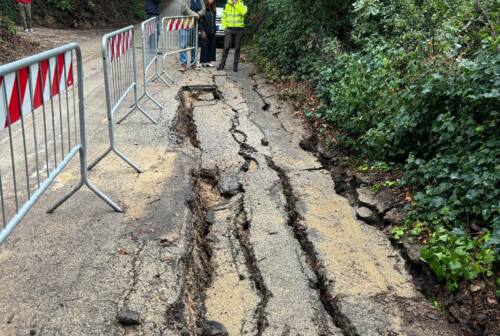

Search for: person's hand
xmin=195 ymin=12 xmax=200 ymax=19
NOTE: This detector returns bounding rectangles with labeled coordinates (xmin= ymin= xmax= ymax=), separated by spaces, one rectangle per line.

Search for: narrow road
xmin=0 ymin=2 xmax=462 ymax=335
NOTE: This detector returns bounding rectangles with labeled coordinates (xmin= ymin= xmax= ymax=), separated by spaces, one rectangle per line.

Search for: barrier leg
xmin=88 ymin=147 xmax=112 ymax=170
xmin=137 ymin=90 xmax=163 ymax=110
xmin=159 ymin=54 xmax=176 ymax=86
xmin=85 ymin=179 xmax=123 ymax=213
xmin=88 ymin=146 xmax=143 ymax=173
xmin=47 ymin=179 xmax=85 ymax=213
xmin=136 ymin=70 xmax=164 ymax=110
xmin=48 ymin=151 xmax=123 ymax=213
xmin=117 ymin=104 xmax=157 ymax=124
xmin=145 ymin=92 xmax=163 ymax=110
xmin=53 ymin=180 xmax=123 ymax=213
xmin=114 ymin=148 xmax=144 ymax=173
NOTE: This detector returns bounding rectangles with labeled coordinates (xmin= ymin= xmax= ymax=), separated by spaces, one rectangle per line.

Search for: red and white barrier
xmin=164 ymin=17 xmax=196 ymax=32
xmin=0 ymin=43 xmax=122 ymax=245
xmin=144 ymin=20 xmax=157 ymax=40
xmin=0 ymin=51 xmax=73 ymax=130
xmin=107 ymin=30 xmax=133 ymax=62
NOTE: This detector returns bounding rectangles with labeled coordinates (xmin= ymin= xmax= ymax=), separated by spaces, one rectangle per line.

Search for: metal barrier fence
xmin=138 ymin=16 xmax=168 ymax=109
xmin=0 ymin=43 xmax=122 ymax=244
xmin=159 ymin=15 xmax=199 ymax=84
xmin=89 ymin=26 xmax=156 ymax=173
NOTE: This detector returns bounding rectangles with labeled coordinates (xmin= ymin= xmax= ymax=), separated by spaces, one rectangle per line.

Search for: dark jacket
xmin=200 ymin=9 xmax=216 ymax=36
xmin=145 ymin=0 xmax=161 ymax=15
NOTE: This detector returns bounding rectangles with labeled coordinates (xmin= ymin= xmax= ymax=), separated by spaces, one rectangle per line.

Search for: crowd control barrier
xmin=159 ymin=16 xmax=199 ymax=84
xmin=138 ymin=17 xmax=168 ymax=109
xmin=0 ymin=43 xmax=123 ymax=244
xmin=89 ymin=26 xmax=155 ymax=173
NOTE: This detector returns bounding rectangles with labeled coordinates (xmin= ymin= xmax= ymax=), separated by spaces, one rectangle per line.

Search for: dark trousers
xmin=200 ymin=34 xmax=216 ymax=63
xmin=18 ymin=3 xmax=32 ymax=30
xmin=220 ymin=28 xmax=244 ymax=67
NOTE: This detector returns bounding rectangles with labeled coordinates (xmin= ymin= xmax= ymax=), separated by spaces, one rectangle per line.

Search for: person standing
xmin=218 ymin=0 xmax=247 ymax=72
xmin=180 ymin=0 xmax=206 ymax=72
xmin=16 ymin=0 xmax=33 ymax=33
xmin=144 ymin=0 xmax=161 ymax=47
xmin=144 ymin=0 xmax=160 ymax=47
xmin=199 ymin=0 xmax=216 ymax=67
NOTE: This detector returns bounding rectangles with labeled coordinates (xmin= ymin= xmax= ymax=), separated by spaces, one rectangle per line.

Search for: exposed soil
xmin=0 ymin=30 xmax=43 ymax=64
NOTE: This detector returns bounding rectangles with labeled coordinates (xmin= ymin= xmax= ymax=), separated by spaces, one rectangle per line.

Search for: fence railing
xmin=88 ymin=26 xmax=156 ymax=173
xmin=138 ymin=16 xmax=168 ymax=109
xmin=159 ymin=15 xmax=200 ymax=85
xmin=0 ymin=43 xmax=123 ymax=244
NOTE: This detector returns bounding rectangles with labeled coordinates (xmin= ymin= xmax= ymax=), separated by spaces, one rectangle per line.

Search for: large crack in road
xmin=0 ymin=26 xmax=463 ymax=333
xmin=171 ymin=64 xmax=461 ymax=336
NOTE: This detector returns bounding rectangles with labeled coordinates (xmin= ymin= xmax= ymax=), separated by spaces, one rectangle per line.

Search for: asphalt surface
xmin=0 ymin=1 xmax=462 ymax=335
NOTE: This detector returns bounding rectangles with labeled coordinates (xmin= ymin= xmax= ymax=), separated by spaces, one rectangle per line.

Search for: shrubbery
xmin=0 ymin=0 xmax=145 ymax=28
xmin=249 ymin=0 xmax=499 ymax=290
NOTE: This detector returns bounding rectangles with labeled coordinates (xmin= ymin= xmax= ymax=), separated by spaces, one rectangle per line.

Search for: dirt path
xmin=0 ymin=8 xmax=463 ymax=336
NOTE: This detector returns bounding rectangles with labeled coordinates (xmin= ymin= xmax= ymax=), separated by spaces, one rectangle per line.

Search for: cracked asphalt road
xmin=1 ymin=1 xmax=462 ymax=334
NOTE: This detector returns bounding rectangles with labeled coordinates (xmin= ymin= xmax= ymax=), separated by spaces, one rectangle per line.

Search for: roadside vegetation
xmin=248 ymin=0 xmax=498 ymax=294
xmin=0 ymin=0 xmax=145 ymax=30
xmin=0 ymin=0 xmax=146 ymax=62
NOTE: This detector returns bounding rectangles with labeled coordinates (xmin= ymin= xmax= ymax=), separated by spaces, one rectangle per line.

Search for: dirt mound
xmin=0 ymin=30 xmax=42 ymax=64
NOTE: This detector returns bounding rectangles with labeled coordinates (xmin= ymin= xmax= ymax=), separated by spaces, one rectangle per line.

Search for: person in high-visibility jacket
xmin=217 ymin=0 xmax=247 ymax=72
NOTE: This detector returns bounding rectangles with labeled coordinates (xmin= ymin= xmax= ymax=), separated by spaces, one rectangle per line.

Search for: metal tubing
xmin=88 ymin=26 xmax=147 ymax=173
xmin=158 ymin=16 xmax=200 ymax=85
xmin=140 ymin=16 xmax=166 ymax=108
xmin=0 ymin=43 xmax=122 ymax=245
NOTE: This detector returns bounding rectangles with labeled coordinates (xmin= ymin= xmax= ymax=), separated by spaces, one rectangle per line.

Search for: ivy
xmin=249 ymin=0 xmax=499 ymax=290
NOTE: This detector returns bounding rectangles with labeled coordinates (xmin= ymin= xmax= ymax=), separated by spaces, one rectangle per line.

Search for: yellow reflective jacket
xmin=221 ymin=0 xmax=247 ymax=29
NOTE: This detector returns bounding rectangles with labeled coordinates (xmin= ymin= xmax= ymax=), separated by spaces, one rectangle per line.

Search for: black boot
xmin=233 ymin=63 xmax=238 ymax=72
xmin=217 ymin=63 xmax=225 ymax=71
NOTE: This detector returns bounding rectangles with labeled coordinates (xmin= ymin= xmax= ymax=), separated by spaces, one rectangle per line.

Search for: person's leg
xmin=190 ymin=28 xmax=197 ymax=66
xmin=18 ymin=3 xmax=28 ymax=31
xmin=146 ymin=14 xmax=156 ymax=50
xmin=26 ymin=3 xmax=32 ymax=30
xmin=156 ymin=16 xmax=161 ymax=44
xmin=200 ymin=36 xmax=208 ymax=64
xmin=179 ymin=29 xmax=188 ymax=66
xmin=218 ymin=29 xmax=234 ymax=69
xmin=209 ymin=35 xmax=217 ymax=63
xmin=233 ymin=29 xmax=244 ymax=71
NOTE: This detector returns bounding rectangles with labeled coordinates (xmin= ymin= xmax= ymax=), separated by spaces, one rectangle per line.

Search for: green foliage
xmin=49 ymin=0 xmax=75 ymax=11
xmin=420 ymin=227 xmax=494 ymax=290
xmin=391 ymin=226 xmax=407 ymax=240
xmin=0 ymin=0 xmax=146 ymax=27
xmin=371 ymin=179 xmax=400 ymax=193
xmin=0 ymin=16 xmax=16 ymax=35
xmin=250 ymin=0 xmax=499 ymax=289
xmin=0 ymin=1 xmax=19 ymax=25
xmin=132 ymin=1 xmax=146 ymax=20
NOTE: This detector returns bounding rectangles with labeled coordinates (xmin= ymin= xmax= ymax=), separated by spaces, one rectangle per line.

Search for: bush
xmin=249 ymin=0 xmax=499 ymax=290
xmin=0 ymin=16 xmax=16 ymax=35
xmin=0 ymin=0 xmax=145 ymax=28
